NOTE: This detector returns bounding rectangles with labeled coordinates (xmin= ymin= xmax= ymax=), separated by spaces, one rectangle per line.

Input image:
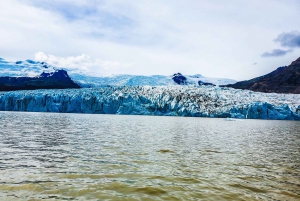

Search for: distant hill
xmin=221 ymin=57 xmax=300 ymax=94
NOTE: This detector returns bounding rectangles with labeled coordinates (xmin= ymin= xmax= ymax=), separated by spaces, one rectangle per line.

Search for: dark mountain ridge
xmin=172 ymin=73 xmax=215 ymax=86
xmin=221 ymin=57 xmax=300 ymax=94
xmin=0 ymin=70 xmax=80 ymax=91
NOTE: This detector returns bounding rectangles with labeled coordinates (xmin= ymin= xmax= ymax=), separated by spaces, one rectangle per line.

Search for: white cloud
xmin=35 ymin=52 xmax=94 ymax=69
xmin=34 ymin=52 xmax=130 ymax=74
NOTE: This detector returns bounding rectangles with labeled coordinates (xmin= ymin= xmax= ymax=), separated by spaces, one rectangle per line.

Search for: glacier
xmin=0 ymin=86 xmax=299 ymax=120
xmin=69 ymin=73 xmax=237 ymax=87
xmin=0 ymin=58 xmax=237 ymax=87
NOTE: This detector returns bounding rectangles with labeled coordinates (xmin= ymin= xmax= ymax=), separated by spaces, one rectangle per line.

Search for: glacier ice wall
xmin=0 ymin=86 xmax=299 ymax=120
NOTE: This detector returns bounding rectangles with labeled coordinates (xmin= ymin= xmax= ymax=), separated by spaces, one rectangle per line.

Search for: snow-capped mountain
xmin=0 ymin=58 xmax=79 ymax=91
xmin=0 ymin=58 xmax=237 ymax=87
xmin=0 ymin=58 xmax=57 ymax=77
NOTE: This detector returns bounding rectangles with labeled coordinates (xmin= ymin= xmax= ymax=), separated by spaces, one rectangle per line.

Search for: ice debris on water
xmin=0 ymin=85 xmax=299 ymax=120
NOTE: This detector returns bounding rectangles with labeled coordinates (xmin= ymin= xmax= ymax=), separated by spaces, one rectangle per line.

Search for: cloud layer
xmin=261 ymin=49 xmax=293 ymax=57
xmin=35 ymin=52 xmax=130 ymax=75
xmin=262 ymin=31 xmax=300 ymax=58
xmin=1 ymin=0 xmax=300 ymax=80
xmin=275 ymin=31 xmax=300 ymax=48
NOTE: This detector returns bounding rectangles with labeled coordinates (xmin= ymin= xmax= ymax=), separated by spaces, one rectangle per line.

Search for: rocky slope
xmin=0 ymin=86 xmax=299 ymax=120
xmin=222 ymin=57 xmax=300 ymax=94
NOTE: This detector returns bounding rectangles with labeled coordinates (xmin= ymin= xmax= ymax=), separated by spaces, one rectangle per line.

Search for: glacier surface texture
xmin=0 ymin=86 xmax=300 ymax=120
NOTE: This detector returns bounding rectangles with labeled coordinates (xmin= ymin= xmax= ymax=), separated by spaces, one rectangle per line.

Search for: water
xmin=0 ymin=112 xmax=299 ymax=201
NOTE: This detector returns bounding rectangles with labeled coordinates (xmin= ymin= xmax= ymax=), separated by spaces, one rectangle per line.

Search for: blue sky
xmin=0 ymin=0 xmax=300 ymax=80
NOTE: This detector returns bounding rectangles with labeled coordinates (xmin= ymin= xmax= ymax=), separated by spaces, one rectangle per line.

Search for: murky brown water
xmin=0 ymin=112 xmax=299 ymax=201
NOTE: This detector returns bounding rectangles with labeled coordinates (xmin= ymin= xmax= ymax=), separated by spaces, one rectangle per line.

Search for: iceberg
xmin=0 ymin=86 xmax=299 ymax=120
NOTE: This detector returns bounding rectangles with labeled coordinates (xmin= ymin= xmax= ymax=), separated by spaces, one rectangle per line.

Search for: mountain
xmin=0 ymin=58 xmax=80 ymax=91
xmin=0 ymin=58 xmax=237 ymax=88
xmin=0 ymin=70 xmax=80 ymax=91
xmin=172 ymin=73 xmax=215 ymax=86
xmin=222 ymin=57 xmax=300 ymax=94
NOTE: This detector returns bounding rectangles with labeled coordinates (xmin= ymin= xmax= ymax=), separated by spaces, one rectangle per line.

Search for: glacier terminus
xmin=0 ymin=86 xmax=299 ymax=120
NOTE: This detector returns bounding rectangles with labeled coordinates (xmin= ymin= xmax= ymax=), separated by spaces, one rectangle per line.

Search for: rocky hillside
xmin=222 ymin=57 xmax=300 ymax=94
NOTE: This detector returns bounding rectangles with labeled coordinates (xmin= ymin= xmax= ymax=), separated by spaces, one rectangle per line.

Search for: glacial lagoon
xmin=0 ymin=112 xmax=299 ymax=200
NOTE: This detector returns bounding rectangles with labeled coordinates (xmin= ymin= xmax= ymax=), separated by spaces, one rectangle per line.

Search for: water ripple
xmin=0 ymin=112 xmax=299 ymax=200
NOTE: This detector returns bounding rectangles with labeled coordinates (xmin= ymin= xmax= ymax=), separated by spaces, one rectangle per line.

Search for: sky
xmin=0 ymin=0 xmax=300 ymax=80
